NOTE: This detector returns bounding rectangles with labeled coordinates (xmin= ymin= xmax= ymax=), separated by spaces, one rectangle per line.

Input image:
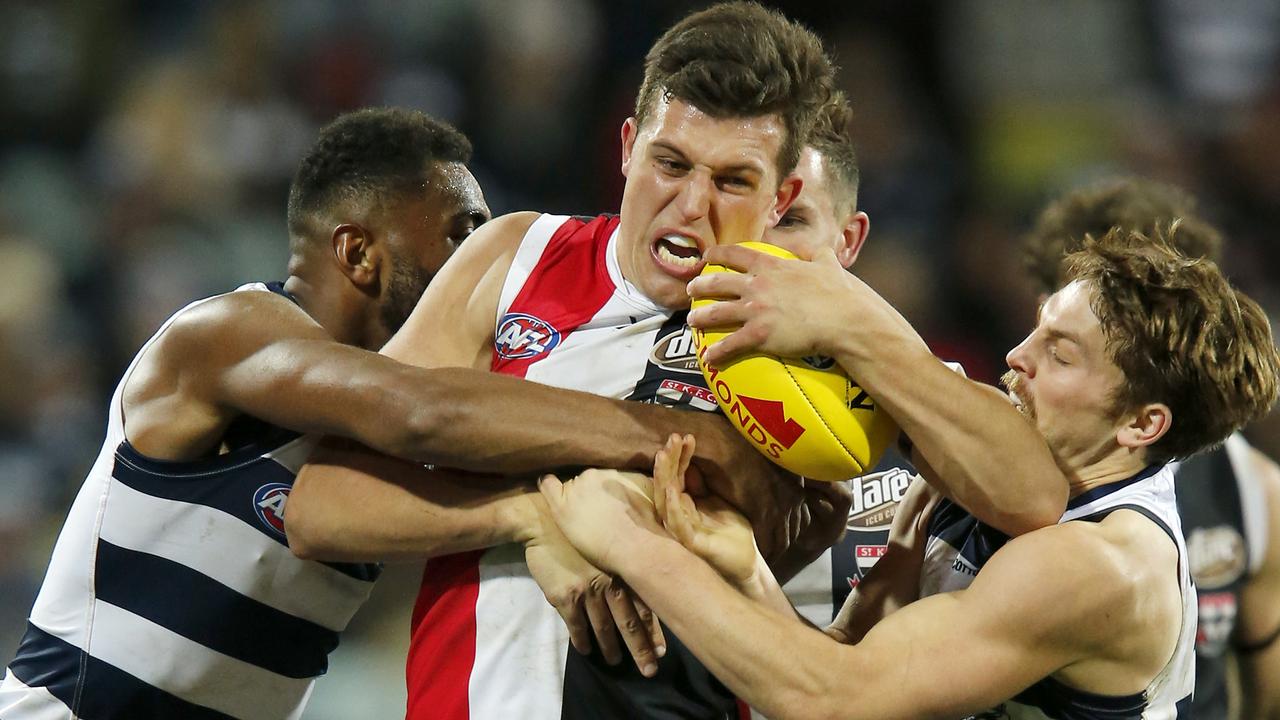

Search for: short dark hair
xmin=1023 ymin=177 xmax=1223 ymax=294
xmin=634 ymin=1 xmax=835 ymax=180
xmin=809 ymin=92 xmax=860 ymax=215
xmin=1065 ymin=226 xmax=1280 ymax=463
xmin=287 ymin=108 xmax=472 ymax=236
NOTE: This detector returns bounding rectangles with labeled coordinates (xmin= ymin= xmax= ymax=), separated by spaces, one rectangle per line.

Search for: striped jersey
xmin=404 ymin=214 xmax=737 ymax=720
xmin=0 ymin=282 xmax=379 ymax=720
xmin=921 ymin=463 xmax=1196 ymax=719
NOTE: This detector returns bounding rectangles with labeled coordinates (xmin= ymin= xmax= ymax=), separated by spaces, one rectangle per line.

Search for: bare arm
xmin=828 ymin=477 xmax=937 ymax=644
xmin=687 ymin=242 xmax=1066 ymax=535
xmin=541 ymin=472 xmax=1177 ymax=720
xmin=1237 ymin=442 xmax=1280 ymax=719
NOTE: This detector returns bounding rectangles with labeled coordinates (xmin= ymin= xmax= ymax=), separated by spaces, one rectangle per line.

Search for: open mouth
xmin=652 ymin=233 xmax=705 ymax=277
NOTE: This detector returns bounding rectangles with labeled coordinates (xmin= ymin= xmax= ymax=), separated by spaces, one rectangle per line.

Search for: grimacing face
xmin=615 ymin=95 xmax=800 ymax=309
xmin=1002 ymin=280 xmax=1131 ymax=470
xmin=762 ymin=146 xmax=866 ymax=267
xmin=380 ymin=161 xmax=490 ymax=334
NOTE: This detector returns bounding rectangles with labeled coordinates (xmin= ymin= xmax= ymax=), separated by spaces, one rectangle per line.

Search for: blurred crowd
xmin=2 ymin=1 xmax=1278 ymax=717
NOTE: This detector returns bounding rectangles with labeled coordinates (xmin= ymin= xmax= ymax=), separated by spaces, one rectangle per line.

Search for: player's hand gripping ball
xmin=691 ymin=242 xmax=897 ymax=481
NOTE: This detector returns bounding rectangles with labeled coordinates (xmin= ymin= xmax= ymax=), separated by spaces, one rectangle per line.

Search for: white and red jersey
xmin=405 ymin=214 xmax=738 ymax=720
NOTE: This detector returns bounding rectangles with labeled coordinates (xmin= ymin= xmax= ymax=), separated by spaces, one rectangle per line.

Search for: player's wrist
xmin=503 ymin=487 xmax=547 ymax=546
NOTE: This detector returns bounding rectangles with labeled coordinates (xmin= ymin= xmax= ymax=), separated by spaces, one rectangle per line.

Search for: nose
xmin=675 ymin=170 xmax=712 ymax=224
xmin=1006 ymin=335 xmax=1033 ymax=377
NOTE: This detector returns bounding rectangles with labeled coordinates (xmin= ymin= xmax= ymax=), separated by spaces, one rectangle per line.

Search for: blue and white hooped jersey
xmin=0 ymin=282 xmax=379 ymax=720
xmin=921 ymin=463 xmax=1196 ymax=719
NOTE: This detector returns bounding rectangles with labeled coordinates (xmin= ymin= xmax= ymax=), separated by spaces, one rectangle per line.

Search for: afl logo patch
xmin=495 ymin=313 xmax=561 ymax=360
xmin=253 ymin=483 xmax=291 ymax=538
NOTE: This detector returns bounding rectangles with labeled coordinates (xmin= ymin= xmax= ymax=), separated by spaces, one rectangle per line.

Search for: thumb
xmin=538 ymin=474 xmax=566 ymax=514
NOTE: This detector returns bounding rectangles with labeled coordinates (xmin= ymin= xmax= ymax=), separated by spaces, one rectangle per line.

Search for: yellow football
xmin=691 ymin=241 xmax=897 ymax=481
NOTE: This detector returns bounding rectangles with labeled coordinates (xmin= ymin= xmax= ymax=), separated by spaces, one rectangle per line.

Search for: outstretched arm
xmin=539 ymin=472 xmax=1165 ymax=720
xmin=687 ymin=242 xmax=1067 ymax=535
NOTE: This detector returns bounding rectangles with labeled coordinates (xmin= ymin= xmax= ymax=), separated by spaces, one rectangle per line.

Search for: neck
xmin=284 ymin=272 xmax=382 ymax=350
xmin=1064 ymin=446 xmax=1153 ymax=499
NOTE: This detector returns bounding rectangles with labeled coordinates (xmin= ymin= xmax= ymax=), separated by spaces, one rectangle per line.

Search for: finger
xmin=686 ymin=298 xmax=755 ymax=332
xmin=664 ymin=487 xmax=697 ymax=547
xmin=632 ymin=596 xmax=666 ymax=658
xmin=687 ymin=271 xmax=750 ymax=302
xmin=701 ymin=243 xmax=779 ymax=272
xmin=700 ymin=322 xmax=770 ymax=367
xmin=556 ymin=596 xmax=595 ymax=656
xmin=584 ymin=575 xmax=622 ymax=665
xmin=605 ymin=580 xmax=659 ymax=677
xmin=538 ymin=474 xmax=566 ymax=515
xmin=676 ymin=435 xmax=696 ymax=490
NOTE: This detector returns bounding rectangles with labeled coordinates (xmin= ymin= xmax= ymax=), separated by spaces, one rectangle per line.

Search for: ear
xmin=1116 ymin=402 xmax=1172 ymax=451
xmin=332 ymin=224 xmax=379 ymax=288
xmin=836 ymin=210 xmax=871 ymax=269
xmin=766 ymin=173 xmax=803 ymax=226
xmin=620 ymin=117 xmax=639 ymax=177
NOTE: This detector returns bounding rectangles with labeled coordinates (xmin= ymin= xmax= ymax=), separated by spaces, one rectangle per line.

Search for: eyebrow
xmin=649 ymin=140 xmax=765 ymax=176
xmin=1042 ymin=327 xmax=1083 ymax=348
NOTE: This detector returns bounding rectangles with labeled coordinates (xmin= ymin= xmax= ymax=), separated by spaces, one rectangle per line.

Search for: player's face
xmin=763 ymin=147 xmax=862 ymax=265
xmin=381 ymin=162 xmax=490 ymax=334
xmin=1002 ymin=280 xmax=1129 ymax=470
xmin=616 ymin=96 xmax=799 ymax=309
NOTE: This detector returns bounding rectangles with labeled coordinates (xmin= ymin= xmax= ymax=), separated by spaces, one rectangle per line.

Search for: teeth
xmin=658 ymin=244 xmax=702 ymax=268
xmin=663 ymin=235 xmax=698 ymax=250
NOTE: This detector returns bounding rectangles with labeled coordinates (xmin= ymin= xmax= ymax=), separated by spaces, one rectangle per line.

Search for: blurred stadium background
xmin=1 ymin=1 xmax=1277 ymax=717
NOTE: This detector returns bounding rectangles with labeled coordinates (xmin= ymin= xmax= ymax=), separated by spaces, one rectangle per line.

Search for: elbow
xmin=1001 ymin=492 xmax=1065 ymax=536
xmin=284 ymin=489 xmax=340 ymax=561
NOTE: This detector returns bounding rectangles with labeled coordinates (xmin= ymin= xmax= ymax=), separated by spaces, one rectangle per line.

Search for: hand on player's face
xmin=685 ymin=241 xmax=858 ymax=366
xmin=652 ymin=434 xmax=759 ymax=584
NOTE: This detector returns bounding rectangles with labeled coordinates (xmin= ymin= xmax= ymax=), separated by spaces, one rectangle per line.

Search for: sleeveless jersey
xmin=1173 ymin=432 xmax=1271 ymax=718
xmin=0 ymin=282 xmax=380 ymax=720
xmin=404 ymin=214 xmax=737 ymax=720
xmin=920 ymin=464 xmax=1196 ymax=719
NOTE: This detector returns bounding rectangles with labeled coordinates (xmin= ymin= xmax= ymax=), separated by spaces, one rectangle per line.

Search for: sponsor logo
xmin=650 ymin=327 xmax=701 ymax=374
xmin=1186 ymin=525 xmax=1247 ymax=589
xmin=657 ymin=379 xmax=718 ymax=412
xmin=951 ymin=555 xmax=978 ymax=577
xmin=801 ymin=355 xmax=835 ymax=370
xmin=847 ymin=468 xmax=911 ymax=530
xmin=694 ymin=329 xmax=805 ymax=458
xmin=495 ymin=313 xmax=561 ymax=360
xmin=253 ymin=482 xmax=291 ymax=538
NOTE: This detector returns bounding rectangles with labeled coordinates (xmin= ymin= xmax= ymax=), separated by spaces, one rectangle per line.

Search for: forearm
xmin=405 ymin=368 xmax=728 ymax=476
xmin=286 ymin=441 xmax=539 ymax=562
xmin=832 ymin=327 xmax=1064 ymax=534
xmin=620 ymin=537 xmax=854 ymax=720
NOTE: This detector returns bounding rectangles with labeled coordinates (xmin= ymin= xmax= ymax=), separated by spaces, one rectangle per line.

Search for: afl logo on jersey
xmin=253 ymin=483 xmax=291 ymax=538
xmin=495 ymin=313 xmax=562 ymax=360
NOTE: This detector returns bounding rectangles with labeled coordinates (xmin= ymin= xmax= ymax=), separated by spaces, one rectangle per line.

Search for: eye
xmin=717 ymin=175 xmax=753 ymax=191
xmin=1049 ymin=345 xmax=1070 ymax=366
xmin=776 ymin=211 xmax=807 ymax=229
xmin=656 ymin=157 xmax=689 ymax=175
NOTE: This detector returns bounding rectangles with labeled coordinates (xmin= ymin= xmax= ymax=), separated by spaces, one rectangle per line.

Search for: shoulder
xmin=156 ymin=288 xmax=321 ymax=359
xmin=975 ymin=514 xmax=1178 ymax=645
